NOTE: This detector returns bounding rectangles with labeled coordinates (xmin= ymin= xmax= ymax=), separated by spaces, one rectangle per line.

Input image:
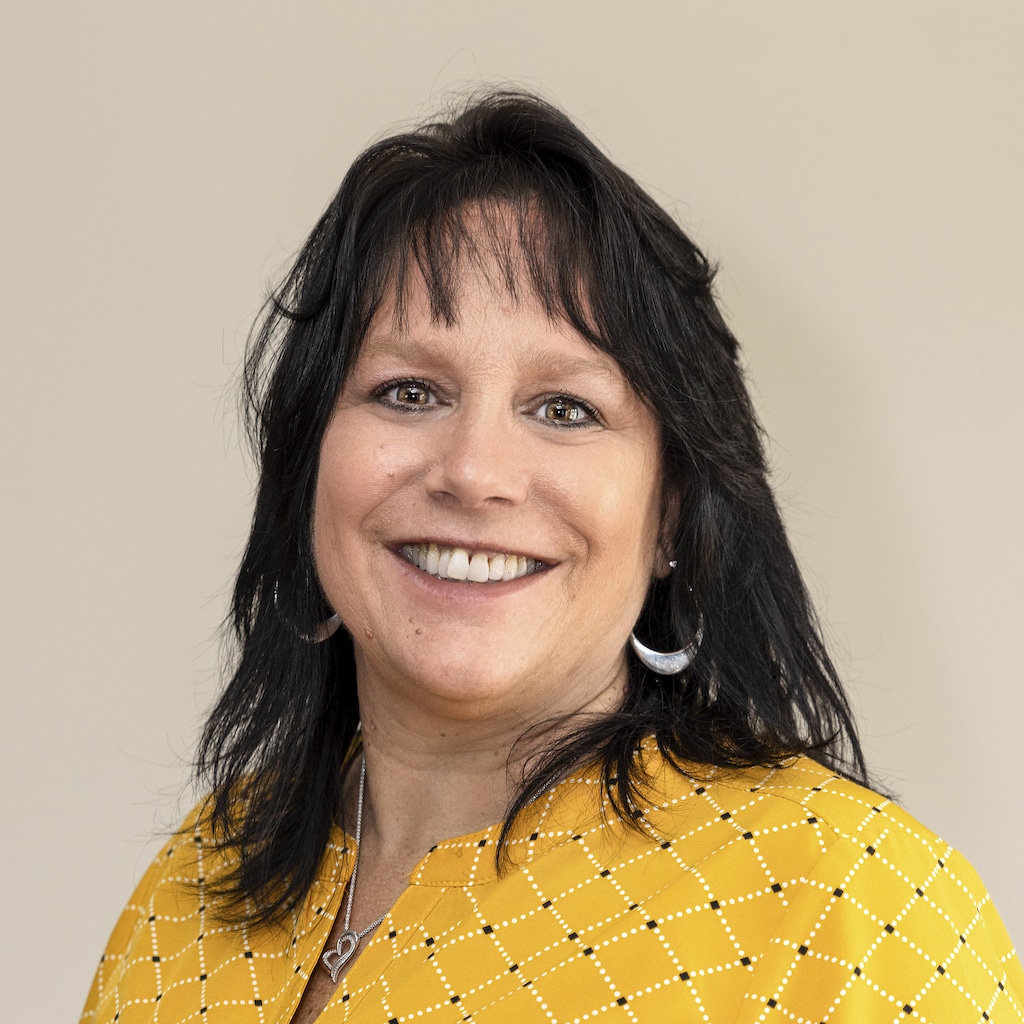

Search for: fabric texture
xmin=81 ymin=748 xmax=1024 ymax=1022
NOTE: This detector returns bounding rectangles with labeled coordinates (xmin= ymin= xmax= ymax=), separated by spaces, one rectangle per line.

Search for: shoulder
xmin=80 ymin=801 xmax=230 ymax=1021
xmin=636 ymin=751 xmax=1024 ymax=1021
xmin=129 ymin=798 xmax=236 ymax=900
xmin=641 ymin=750 xmax=1006 ymax=941
xmin=640 ymin=749 xmax=949 ymax=873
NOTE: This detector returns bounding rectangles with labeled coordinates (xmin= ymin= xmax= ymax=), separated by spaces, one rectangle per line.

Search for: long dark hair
xmin=196 ymin=89 xmax=867 ymax=925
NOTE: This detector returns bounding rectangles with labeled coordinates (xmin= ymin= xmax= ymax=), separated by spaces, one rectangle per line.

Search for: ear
xmin=652 ymin=484 xmax=682 ymax=579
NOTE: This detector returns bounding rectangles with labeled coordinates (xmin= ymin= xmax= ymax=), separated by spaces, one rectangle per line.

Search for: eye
xmin=375 ymin=379 xmax=437 ymax=409
xmin=533 ymin=395 xmax=599 ymax=427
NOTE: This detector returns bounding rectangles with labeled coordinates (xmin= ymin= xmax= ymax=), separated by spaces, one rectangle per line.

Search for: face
xmin=313 ymin=259 xmax=668 ymax=733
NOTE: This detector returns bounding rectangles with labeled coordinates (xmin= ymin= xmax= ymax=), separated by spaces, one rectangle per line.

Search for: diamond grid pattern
xmin=82 ymin=748 xmax=1023 ymax=1022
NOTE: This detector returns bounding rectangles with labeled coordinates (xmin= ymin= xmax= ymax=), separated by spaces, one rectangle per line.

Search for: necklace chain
xmin=321 ymin=757 xmax=387 ymax=984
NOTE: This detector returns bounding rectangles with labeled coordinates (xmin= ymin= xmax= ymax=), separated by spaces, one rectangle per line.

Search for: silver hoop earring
xmin=630 ymin=615 xmax=704 ymax=675
xmin=302 ymin=613 xmax=342 ymax=643
xmin=272 ymin=581 xmax=342 ymax=643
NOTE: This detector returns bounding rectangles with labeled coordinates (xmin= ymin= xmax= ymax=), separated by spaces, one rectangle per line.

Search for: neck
xmin=352 ymin=668 xmax=626 ymax=856
xmin=356 ymin=717 xmax=528 ymax=855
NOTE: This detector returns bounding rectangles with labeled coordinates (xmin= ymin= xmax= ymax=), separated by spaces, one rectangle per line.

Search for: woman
xmin=81 ymin=92 xmax=1023 ymax=1023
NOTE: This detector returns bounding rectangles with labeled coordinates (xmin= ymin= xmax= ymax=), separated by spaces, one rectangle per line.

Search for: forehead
xmin=376 ymin=247 xmax=541 ymax=330
xmin=359 ymin=257 xmax=625 ymax=387
xmin=349 ymin=204 xmax=650 ymax=401
xmin=364 ymin=199 xmax=594 ymax=326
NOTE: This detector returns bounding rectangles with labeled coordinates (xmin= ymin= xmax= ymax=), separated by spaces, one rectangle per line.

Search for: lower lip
xmin=389 ymin=548 xmax=550 ymax=602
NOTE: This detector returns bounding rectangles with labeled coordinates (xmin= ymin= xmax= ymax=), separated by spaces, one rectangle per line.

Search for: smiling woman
xmin=81 ymin=92 xmax=1023 ymax=1023
xmin=315 ymin=260 xmax=664 ymax=727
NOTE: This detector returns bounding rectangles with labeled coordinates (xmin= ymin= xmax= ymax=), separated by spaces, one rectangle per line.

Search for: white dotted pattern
xmin=81 ymin=748 xmax=1024 ymax=1022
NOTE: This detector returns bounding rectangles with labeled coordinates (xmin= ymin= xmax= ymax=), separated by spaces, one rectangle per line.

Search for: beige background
xmin=2 ymin=1 xmax=1021 ymax=1015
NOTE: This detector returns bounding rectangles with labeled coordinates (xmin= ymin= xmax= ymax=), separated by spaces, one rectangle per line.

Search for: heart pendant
xmin=322 ymin=929 xmax=359 ymax=983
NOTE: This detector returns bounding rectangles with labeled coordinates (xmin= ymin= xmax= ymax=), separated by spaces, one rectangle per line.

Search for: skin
xmin=293 ymin=254 xmax=668 ymax=1022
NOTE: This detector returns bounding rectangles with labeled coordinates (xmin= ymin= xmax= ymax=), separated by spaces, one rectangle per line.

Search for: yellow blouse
xmin=82 ymin=750 xmax=1024 ymax=1022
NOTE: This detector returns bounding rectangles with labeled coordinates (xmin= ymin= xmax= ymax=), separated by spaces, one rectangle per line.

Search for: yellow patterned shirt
xmin=82 ymin=750 xmax=1023 ymax=1022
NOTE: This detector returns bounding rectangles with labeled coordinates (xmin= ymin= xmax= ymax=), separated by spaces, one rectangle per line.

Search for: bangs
xmin=388 ymin=200 xmax=598 ymax=335
xmin=341 ymin=138 xmax=617 ymax=373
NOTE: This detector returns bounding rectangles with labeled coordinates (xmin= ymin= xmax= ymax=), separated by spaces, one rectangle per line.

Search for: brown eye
xmin=545 ymin=399 xmax=581 ymax=422
xmin=375 ymin=379 xmax=439 ymax=412
xmin=534 ymin=395 xmax=597 ymax=427
xmin=395 ymin=383 xmax=429 ymax=405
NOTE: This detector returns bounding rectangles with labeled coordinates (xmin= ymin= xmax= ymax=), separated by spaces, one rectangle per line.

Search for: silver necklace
xmin=321 ymin=757 xmax=387 ymax=983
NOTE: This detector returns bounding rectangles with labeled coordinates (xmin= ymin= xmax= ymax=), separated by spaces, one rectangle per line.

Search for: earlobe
xmin=653 ymin=485 xmax=682 ymax=578
xmin=651 ymin=556 xmax=677 ymax=580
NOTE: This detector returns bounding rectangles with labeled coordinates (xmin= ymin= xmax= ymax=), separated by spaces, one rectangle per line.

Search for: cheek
xmin=559 ymin=451 xmax=663 ymax=600
xmin=313 ymin=414 xmax=423 ymax=558
xmin=313 ymin=417 xmax=375 ymax=564
xmin=595 ymin=450 xmax=663 ymax=556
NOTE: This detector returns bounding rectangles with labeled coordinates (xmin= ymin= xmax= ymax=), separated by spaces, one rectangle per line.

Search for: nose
xmin=425 ymin=402 xmax=530 ymax=508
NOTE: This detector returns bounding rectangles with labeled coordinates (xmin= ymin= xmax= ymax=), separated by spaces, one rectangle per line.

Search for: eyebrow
xmin=358 ymin=331 xmax=626 ymax=387
xmin=517 ymin=351 xmax=625 ymax=386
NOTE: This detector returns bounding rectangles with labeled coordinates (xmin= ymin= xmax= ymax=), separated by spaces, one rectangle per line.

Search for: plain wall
xmin=2 ymin=2 xmax=1021 ymax=1015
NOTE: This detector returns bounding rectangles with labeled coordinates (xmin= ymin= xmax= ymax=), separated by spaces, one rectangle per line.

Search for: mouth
xmin=399 ymin=543 xmax=544 ymax=583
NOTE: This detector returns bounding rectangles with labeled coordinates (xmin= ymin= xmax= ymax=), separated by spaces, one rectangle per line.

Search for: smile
xmin=400 ymin=543 xmax=543 ymax=583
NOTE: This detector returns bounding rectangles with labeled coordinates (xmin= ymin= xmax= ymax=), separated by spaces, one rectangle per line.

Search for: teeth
xmin=467 ymin=552 xmax=490 ymax=583
xmin=425 ymin=543 xmax=440 ymax=576
xmin=447 ymin=548 xmax=470 ymax=581
xmin=400 ymin=544 xmax=541 ymax=583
